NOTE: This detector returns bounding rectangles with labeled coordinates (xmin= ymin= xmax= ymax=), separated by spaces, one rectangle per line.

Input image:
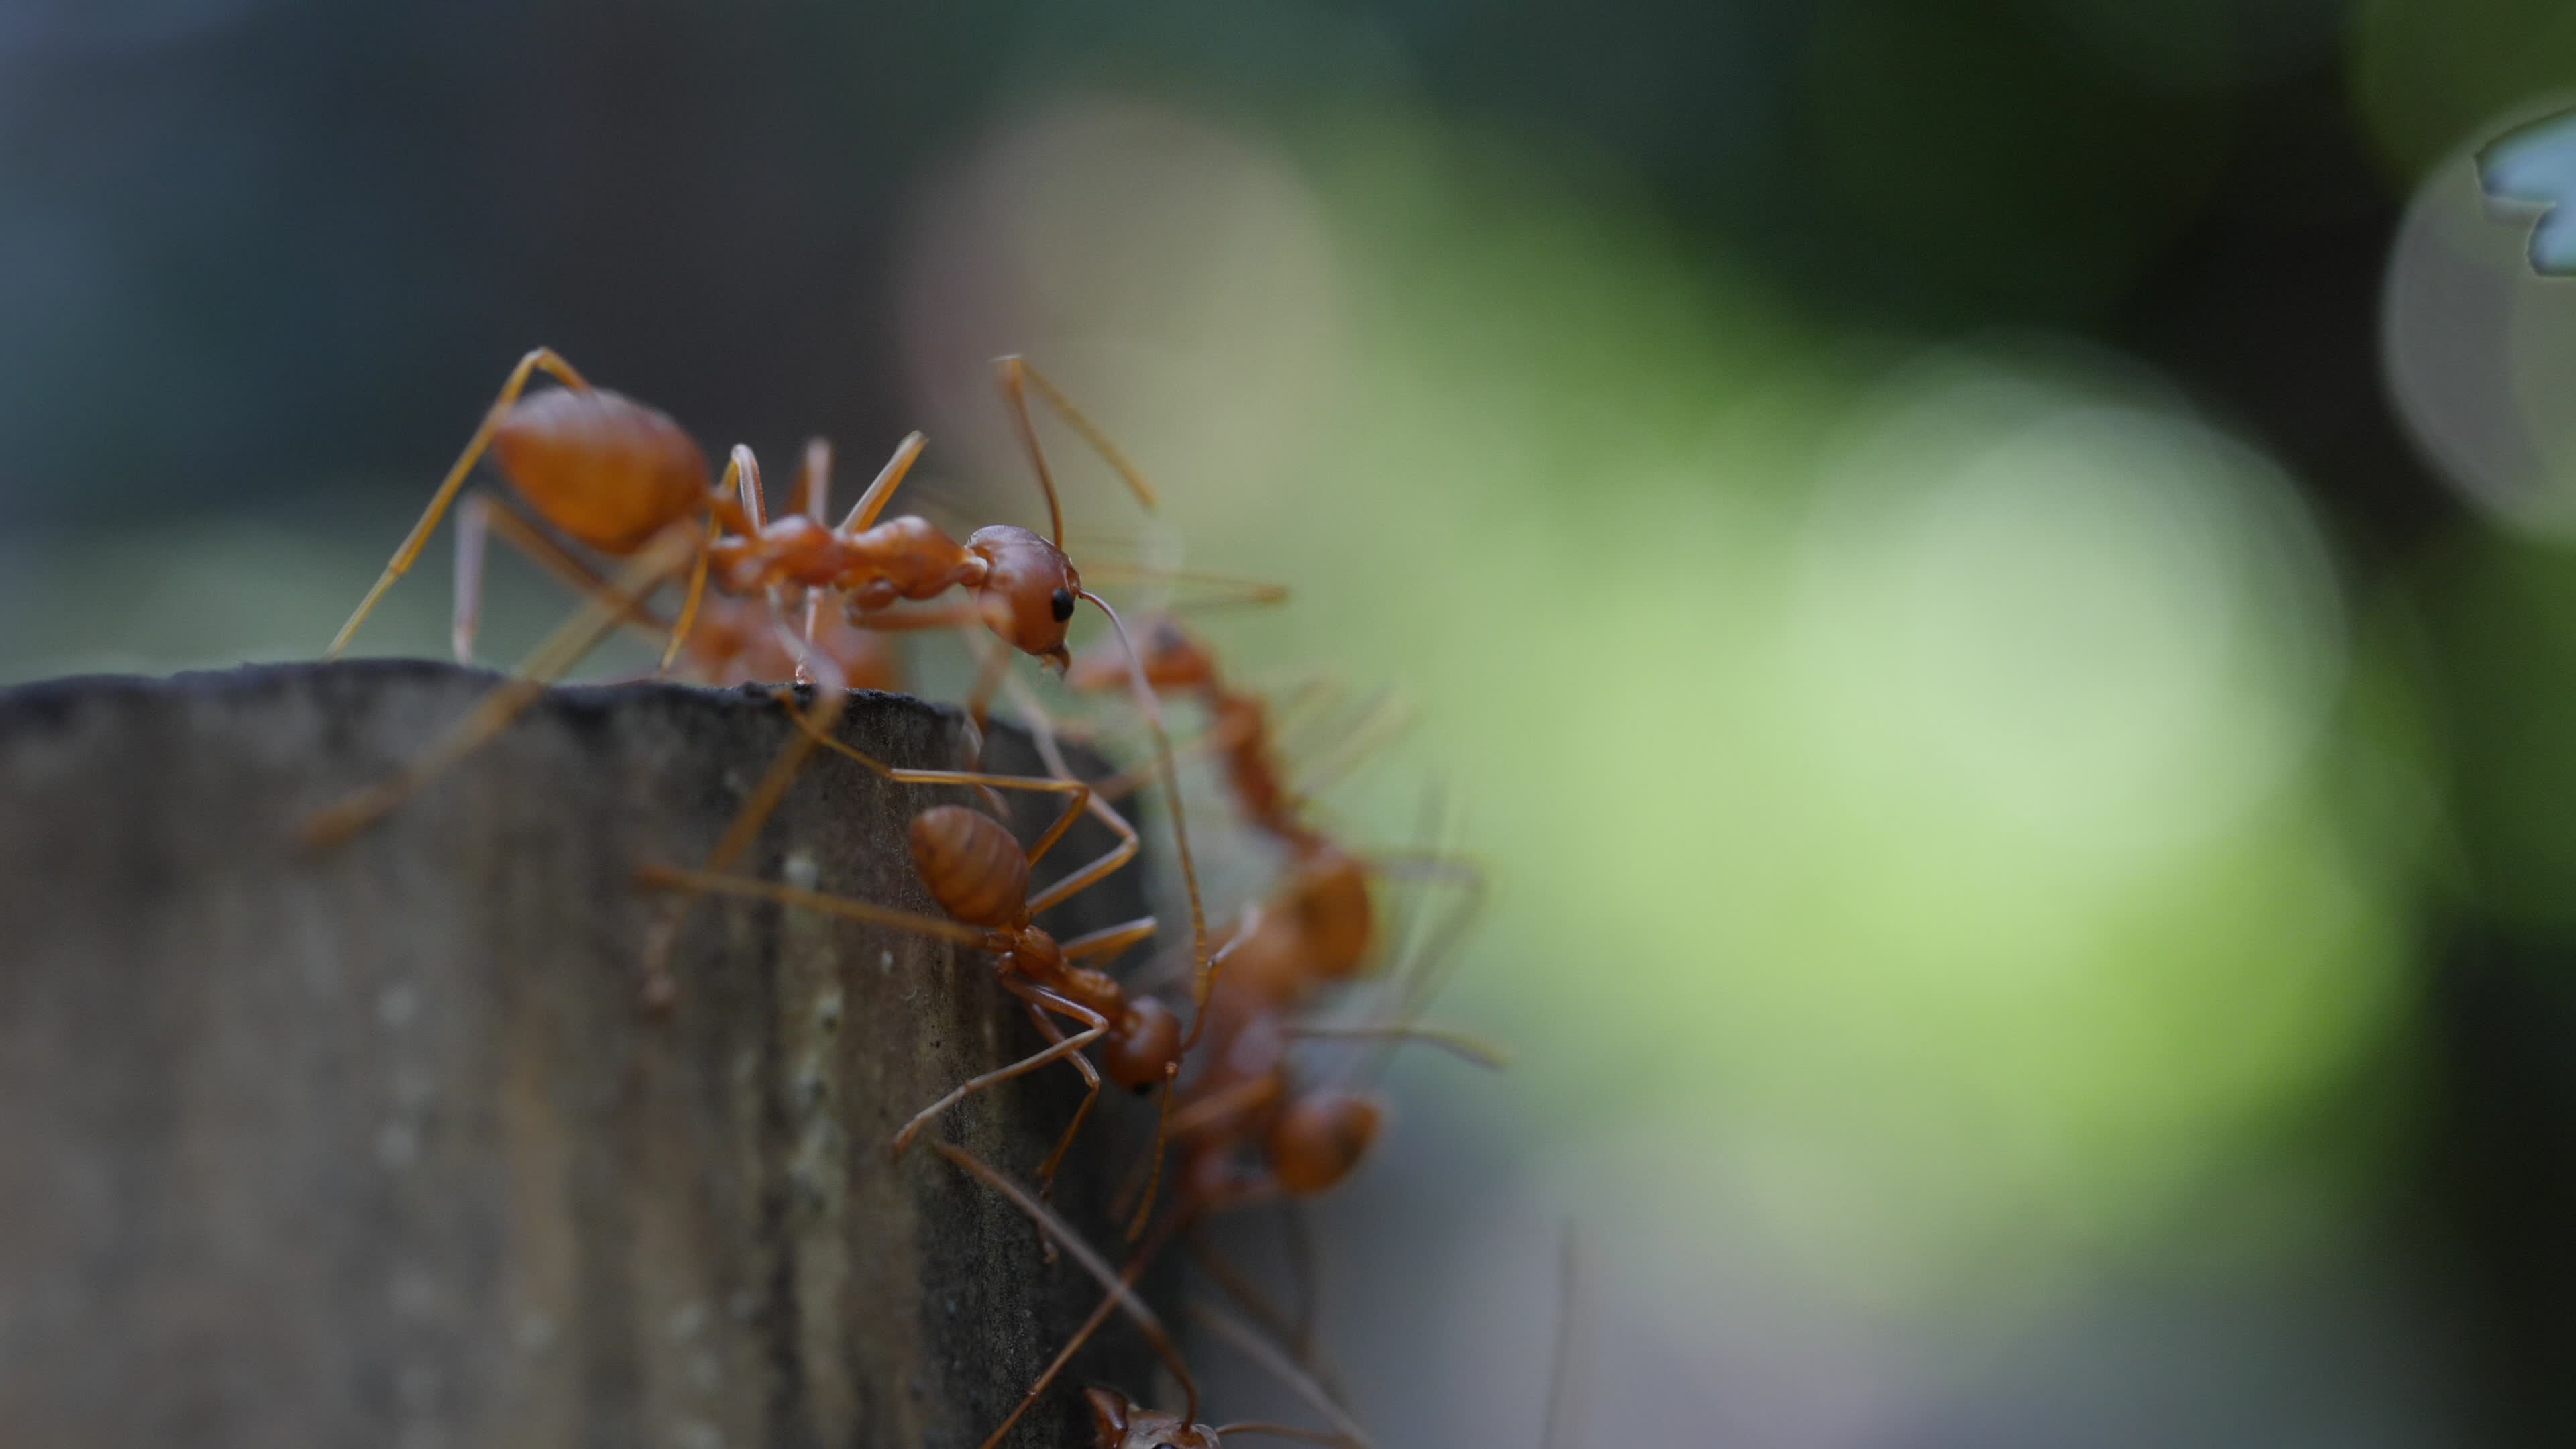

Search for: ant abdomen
xmin=907 ymin=804 xmax=1029 ymax=927
xmin=1267 ymin=1091 xmax=1383 ymax=1194
xmin=1104 ymin=998 xmax=1182 ymax=1090
xmin=488 ymin=386 xmax=707 ymax=553
xmin=1282 ymin=847 xmax=1374 ymax=979
xmin=1066 ymin=618 xmax=1216 ymax=694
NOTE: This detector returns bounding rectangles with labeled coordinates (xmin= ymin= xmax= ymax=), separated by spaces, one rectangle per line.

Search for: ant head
xmin=1085 ymin=1389 xmax=1218 ymax=1449
xmin=1065 ymin=613 xmax=1212 ymax=694
xmin=1267 ymin=1090 xmax=1383 ymax=1195
xmin=1104 ymin=998 xmax=1183 ymax=1091
xmin=965 ymin=524 xmax=1081 ymax=671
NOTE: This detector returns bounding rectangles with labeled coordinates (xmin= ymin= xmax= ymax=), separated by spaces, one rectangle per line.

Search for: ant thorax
xmin=839 ymin=514 xmax=973 ymax=607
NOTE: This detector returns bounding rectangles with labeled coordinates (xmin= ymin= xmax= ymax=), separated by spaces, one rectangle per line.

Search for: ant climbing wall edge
xmin=0 ymin=658 xmax=1161 ymax=1449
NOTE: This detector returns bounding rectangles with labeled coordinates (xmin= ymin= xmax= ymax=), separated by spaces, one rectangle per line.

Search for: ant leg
xmin=796 ymin=436 xmax=833 ymax=519
xmin=835 ymin=430 xmax=928 ymax=533
xmin=929 ymin=1143 xmax=1200 ymax=1446
xmin=889 ymin=981 xmax=1105 ymax=1155
xmin=634 ymin=600 xmax=847 ymax=1004
xmin=1179 ymin=1228 xmax=1348 ymax=1404
xmin=1250 ymin=676 xmax=1352 ymax=779
xmin=961 ymin=634 xmax=1014 ymax=739
xmin=1085 ymin=706 xmax=1260 ymax=806
xmin=302 ymin=524 xmax=697 ymax=847
xmin=1347 ymin=849 xmax=1491 ymax=1089
xmin=659 ymin=447 xmax=760 ymax=680
xmin=733 ymin=440 xmax=769 ymax=527
xmin=1124 ymin=1062 xmax=1179 ymax=1244
xmin=1018 ymin=1000 xmax=1102 ymax=1201
xmin=454 ymin=491 xmax=673 ymax=665
xmin=1058 ymin=916 xmax=1157 ymax=961
xmin=794 ymin=437 xmax=834 ymax=646
xmin=976 ymin=1207 xmax=1195 ymax=1449
xmin=988 ymin=660 xmax=1158 ymax=918
xmin=453 ymin=490 xmax=492 ymax=665
xmin=769 ymin=680 xmax=1146 ymax=916
xmin=1291 ymin=687 xmax=1415 ymax=801
xmin=1208 ymin=1428 xmax=1350 ymax=1446
xmin=328 ymin=347 xmax=590 ymax=657
xmin=633 ymin=861 xmax=994 ymax=947
xmin=659 ymin=514 xmax=716 ymax=677
xmin=1160 ymin=1069 xmax=1281 ymax=1141
xmin=1191 ymin=1301 xmax=1373 ymax=1449
xmin=994 ymin=356 xmax=1161 ymax=550
xmin=453 ymin=487 xmax=492 ymax=665
xmin=780 ymin=709 xmax=1131 ymax=882
xmin=709 ymin=611 xmax=846 ymax=870
xmin=1080 ymin=595 xmax=1214 ymax=1049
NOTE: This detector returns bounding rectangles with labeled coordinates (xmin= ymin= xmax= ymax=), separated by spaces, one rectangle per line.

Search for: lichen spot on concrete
xmin=783 ymin=850 xmax=820 ymax=890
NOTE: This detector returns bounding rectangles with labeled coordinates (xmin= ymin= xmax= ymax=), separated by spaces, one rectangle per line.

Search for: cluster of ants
xmin=302 ymin=349 xmax=1548 ymax=1448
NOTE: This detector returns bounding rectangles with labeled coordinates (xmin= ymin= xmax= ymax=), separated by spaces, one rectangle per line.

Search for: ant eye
xmin=1050 ymin=588 xmax=1075 ymax=622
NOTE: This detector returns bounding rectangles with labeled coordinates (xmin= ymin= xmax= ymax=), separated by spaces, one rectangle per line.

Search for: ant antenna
xmin=930 ymin=1142 xmax=1200 ymax=1430
xmin=1210 ymin=1427 xmax=1352 ymax=1446
xmin=998 ymin=356 xmax=1161 ymax=551
xmin=1354 ymin=792 xmax=1489 ymax=1091
xmin=998 ymin=356 xmax=1069 ymax=548
xmin=1081 ymin=592 xmax=1212 ymax=1042
xmin=1190 ymin=1301 xmax=1374 ymax=1449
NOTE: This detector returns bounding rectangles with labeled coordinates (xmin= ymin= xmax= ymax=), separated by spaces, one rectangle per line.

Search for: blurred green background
xmin=9 ymin=1 xmax=2576 ymax=1442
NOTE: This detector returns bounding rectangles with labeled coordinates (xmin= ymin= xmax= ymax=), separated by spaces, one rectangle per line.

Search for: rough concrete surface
xmin=0 ymin=660 xmax=1154 ymax=1449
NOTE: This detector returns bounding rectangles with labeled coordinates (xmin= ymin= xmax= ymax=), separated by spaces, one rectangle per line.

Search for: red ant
xmin=973 ymin=883 xmax=1503 ymax=1449
xmin=639 ymin=746 xmax=1191 ymax=1190
xmin=619 ymin=371 xmax=1221 ymax=1020
xmin=630 ymin=382 xmax=1254 ymax=1132
xmin=301 ymin=350 xmax=1128 ymax=847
